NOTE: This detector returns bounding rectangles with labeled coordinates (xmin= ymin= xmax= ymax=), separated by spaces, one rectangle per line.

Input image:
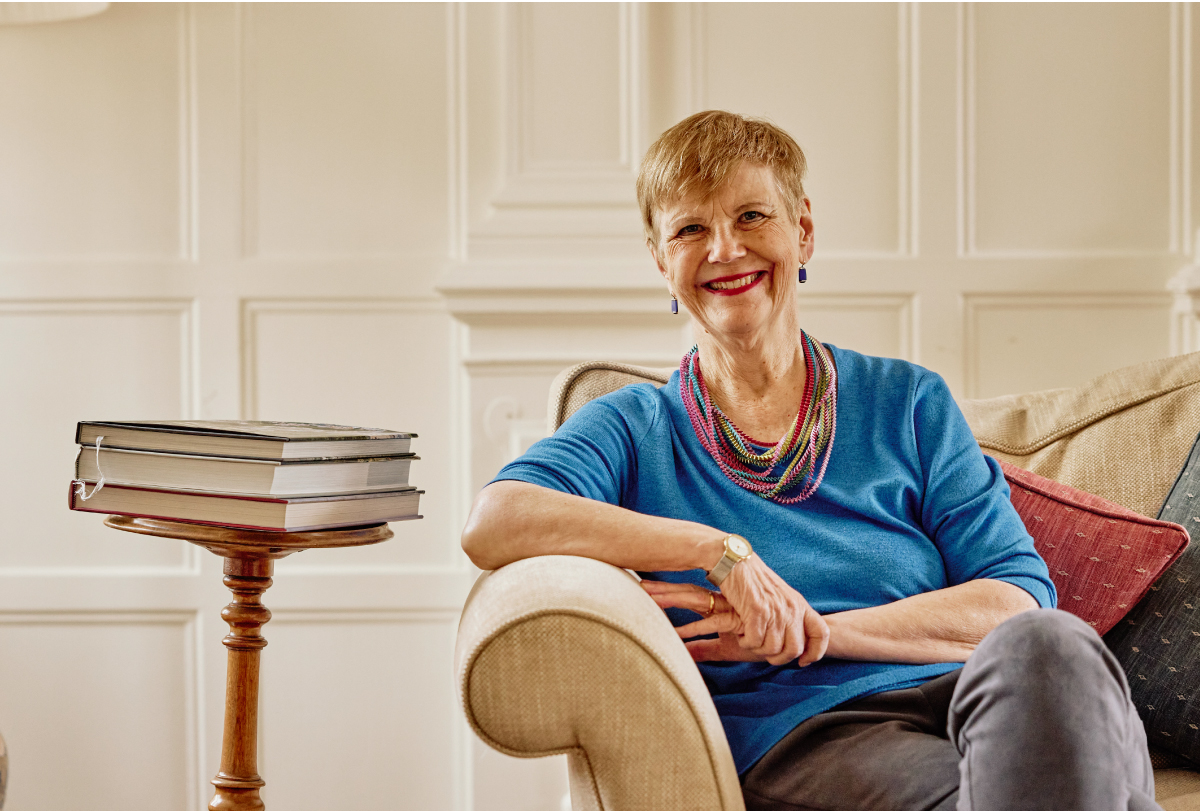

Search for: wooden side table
xmin=105 ymin=515 xmax=395 ymax=811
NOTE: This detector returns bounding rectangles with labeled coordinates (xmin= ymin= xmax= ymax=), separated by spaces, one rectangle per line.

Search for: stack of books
xmin=68 ymin=420 xmax=422 ymax=532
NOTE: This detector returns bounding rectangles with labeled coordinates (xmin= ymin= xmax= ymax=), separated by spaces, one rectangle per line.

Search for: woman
xmin=462 ymin=111 xmax=1158 ymax=811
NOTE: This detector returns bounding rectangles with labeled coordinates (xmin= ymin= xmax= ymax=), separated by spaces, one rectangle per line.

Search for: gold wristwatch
xmin=706 ymin=534 xmax=754 ymax=586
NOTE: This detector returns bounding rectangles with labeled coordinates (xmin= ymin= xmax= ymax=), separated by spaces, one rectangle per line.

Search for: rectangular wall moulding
xmin=472 ymin=3 xmax=646 ymax=251
xmin=515 ymin=4 xmax=627 ymax=174
xmin=0 ymin=4 xmax=195 ymax=261
xmin=962 ymin=4 xmax=1180 ymax=257
xmin=240 ymin=299 xmax=457 ymax=571
xmin=501 ymin=3 xmax=639 ymax=196
xmin=0 ymin=299 xmax=196 ymax=572
xmin=462 ymin=311 xmax=687 ymax=367
xmin=0 ymin=612 xmax=200 ymax=811
xmin=963 ymin=294 xmax=1172 ymax=399
xmin=694 ymin=3 xmax=916 ymax=258
xmin=240 ymin=4 xmax=449 ymax=259
xmin=259 ymin=612 xmax=460 ymax=811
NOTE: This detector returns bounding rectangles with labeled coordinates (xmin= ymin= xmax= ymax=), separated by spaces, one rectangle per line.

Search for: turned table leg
xmin=209 ymin=556 xmax=274 ymax=811
xmin=100 ymin=517 xmax=394 ymax=811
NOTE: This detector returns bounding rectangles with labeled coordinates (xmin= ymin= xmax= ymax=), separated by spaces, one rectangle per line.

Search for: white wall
xmin=0 ymin=3 xmax=1195 ymax=810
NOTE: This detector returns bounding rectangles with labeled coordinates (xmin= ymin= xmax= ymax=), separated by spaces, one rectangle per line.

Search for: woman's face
xmin=651 ymin=162 xmax=814 ymax=342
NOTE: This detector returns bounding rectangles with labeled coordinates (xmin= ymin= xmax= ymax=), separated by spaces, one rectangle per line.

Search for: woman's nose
xmin=708 ymin=225 xmax=746 ymax=264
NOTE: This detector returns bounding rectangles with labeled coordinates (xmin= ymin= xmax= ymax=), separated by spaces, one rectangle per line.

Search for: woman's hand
xmin=641 ymin=557 xmax=829 ymax=667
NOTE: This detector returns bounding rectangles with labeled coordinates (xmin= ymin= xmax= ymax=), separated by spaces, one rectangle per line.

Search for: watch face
xmin=729 ymin=536 xmax=751 ymax=557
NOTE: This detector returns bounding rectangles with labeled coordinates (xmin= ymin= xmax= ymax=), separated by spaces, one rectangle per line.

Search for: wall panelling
xmin=0 ymin=613 xmax=201 ymax=811
xmin=963 ymin=293 xmax=1173 ymax=398
xmin=259 ymin=612 xmax=462 ymax=811
xmin=963 ymin=3 xmax=1178 ymax=256
xmin=241 ymin=3 xmax=449 ymax=259
xmin=0 ymin=300 xmax=195 ymax=571
xmin=0 ymin=3 xmax=196 ymax=260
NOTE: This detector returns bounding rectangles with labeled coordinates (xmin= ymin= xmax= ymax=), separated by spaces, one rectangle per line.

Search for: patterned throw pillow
xmin=999 ymin=460 xmax=1189 ymax=635
xmin=1106 ymin=431 xmax=1200 ymax=763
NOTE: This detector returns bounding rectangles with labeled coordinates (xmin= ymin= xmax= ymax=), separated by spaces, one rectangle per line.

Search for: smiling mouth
xmin=705 ymin=271 xmax=766 ymax=293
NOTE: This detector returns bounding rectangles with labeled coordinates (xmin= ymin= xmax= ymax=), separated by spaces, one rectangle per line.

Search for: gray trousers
xmin=741 ymin=610 xmax=1160 ymax=811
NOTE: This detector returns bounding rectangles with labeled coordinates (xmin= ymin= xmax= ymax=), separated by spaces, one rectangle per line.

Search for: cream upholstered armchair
xmin=455 ymin=357 xmax=1200 ymax=811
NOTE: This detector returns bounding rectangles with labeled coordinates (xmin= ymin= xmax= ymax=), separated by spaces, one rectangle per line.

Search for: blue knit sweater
xmin=493 ymin=345 xmax=1056 ymax=773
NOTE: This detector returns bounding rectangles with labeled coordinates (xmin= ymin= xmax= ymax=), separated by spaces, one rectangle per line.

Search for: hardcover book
xmin=75 ymin=446 xmax=416 ymax=497
xmin=68 ymin=481 xmax=423 ymax=532
xmin=77 ymin=420 xmax=415 ymax=461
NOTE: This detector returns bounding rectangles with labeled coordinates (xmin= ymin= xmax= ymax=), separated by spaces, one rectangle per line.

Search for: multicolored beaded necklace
xmin=680 ymin=331 xmax=837 ymax=504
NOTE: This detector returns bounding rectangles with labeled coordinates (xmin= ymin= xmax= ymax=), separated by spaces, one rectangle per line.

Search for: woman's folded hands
xmin=643 ymin=562 xmax=1041 ymax=667
xmin=641 ymin=557 xmax=830 ymax=667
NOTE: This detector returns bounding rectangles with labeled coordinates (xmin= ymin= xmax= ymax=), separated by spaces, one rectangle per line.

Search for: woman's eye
xmin=741 ymin=211 xmax=764 ymax=223
xmin=676 ymin=224 xmax=703 ymax=237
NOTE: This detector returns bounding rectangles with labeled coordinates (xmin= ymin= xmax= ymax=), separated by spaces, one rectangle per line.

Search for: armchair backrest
xmin=960 ymin=352 xmax=1200 ymax=518
xmin=547 ymin=361 xmax=673 ymax=433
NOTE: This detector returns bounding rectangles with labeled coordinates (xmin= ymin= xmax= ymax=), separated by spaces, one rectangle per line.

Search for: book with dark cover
xmin=77 ymin=420 xmax=415 ymax=461
xmin=75 ymin=446 xmax=416 ymax=497
xmin=68 ymin=481 xmax=423 ymax=532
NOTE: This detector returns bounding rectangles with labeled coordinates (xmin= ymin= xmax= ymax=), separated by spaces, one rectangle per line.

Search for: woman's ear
xmin=797 ymin=197 xmax=815 ymax=264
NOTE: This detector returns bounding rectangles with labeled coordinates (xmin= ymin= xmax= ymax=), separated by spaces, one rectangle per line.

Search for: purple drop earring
xmin=671 ymin=296 xmax=679 ymax=314
xmin=798 ymin=264 xmax=807 ymax=283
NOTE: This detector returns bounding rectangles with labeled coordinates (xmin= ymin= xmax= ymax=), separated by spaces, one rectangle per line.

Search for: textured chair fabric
xmin=456 ymin=353 xmax=1200 ymax=809
xmin=546 ymin=361 xmax=674 ymax=435
xmin=1157 ymin=768 xmax=1200 ymax=808
xmin=456 ymin=555 xmax=745 ymax=811
xmin=960 ymin=353 xmax=1200 ymax=520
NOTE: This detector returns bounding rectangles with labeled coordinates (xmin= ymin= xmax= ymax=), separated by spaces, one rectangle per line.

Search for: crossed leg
xmin=741 ymin=610 xmax=1159 ymax=811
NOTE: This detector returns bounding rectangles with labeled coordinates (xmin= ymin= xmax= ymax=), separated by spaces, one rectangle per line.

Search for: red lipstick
xmin=703 ymin=270 xmax=767 ymax=296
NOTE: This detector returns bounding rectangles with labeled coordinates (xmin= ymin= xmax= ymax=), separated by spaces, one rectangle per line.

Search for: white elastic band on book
xmin=72 ymin=436 xmax=106 ymax=501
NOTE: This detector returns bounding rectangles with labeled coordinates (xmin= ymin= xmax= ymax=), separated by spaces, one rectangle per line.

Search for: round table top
xmin=104 ymin=515 xmax=395 ymax=551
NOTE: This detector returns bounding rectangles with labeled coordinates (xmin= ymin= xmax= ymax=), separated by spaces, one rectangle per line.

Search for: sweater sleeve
xmin=488 ymin=384 xmax=658 ymax=505
xmin=912 ymin=372 xmax=1058 ymax=608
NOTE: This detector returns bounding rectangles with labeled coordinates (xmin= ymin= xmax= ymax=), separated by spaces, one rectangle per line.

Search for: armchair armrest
xmin=455 ymin=555 xmax=745 ymax=811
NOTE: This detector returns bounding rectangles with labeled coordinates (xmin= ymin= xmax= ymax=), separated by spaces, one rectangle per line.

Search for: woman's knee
xmin=966 ymin=609 xmax=1126 ymax=693
xmin=976 ymin=609 xmax=1098 ymax=662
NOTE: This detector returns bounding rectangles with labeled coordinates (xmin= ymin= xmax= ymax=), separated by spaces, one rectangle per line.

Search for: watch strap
xmin=706 ymin=534 xmax=751 ymax=587
xmin=706 ymin=554 xmax=737 ymax=586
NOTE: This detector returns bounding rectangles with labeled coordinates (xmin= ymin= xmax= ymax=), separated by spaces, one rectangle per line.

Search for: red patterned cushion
xmin=999 ymin=460 xmax=1190 ymax=634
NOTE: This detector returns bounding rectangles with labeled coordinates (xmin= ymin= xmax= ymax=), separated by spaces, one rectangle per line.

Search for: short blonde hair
xmin=637 ymin=110 xmax=808 ymax=247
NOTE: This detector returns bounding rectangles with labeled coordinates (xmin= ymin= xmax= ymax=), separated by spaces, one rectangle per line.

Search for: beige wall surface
xmin=1 ymin=3 xmax=1197 ymax=810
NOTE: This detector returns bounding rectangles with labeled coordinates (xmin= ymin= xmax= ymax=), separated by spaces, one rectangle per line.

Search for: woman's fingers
xmin=641 ymin=580 xmax=728 ymax=615
xmin=750 ymin=618 xmax=786 ymax=661
xmin=643 ymin=572 xmax=828 ymax=667
xmin=674 ymin=611 xmax=742 ymax=639
xmin=683 ymin=638 xmax=726 ymax=662
xmin=738 ymin=610 xmax=767 ymax=651
xmin=795 ymin=609 xmax=831 ymax=667
xmin=764 ymin=616 xmax=805 ymax=666
xmin=686 ymin=634 xmax=761 ymax=663
xmin=639 ymin=579 xmax=693 ymax=595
